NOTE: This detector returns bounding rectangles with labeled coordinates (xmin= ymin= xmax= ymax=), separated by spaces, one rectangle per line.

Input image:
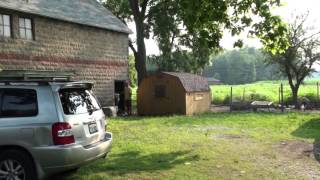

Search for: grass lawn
xmin=62 ymin=112 xmax=320 ymax=180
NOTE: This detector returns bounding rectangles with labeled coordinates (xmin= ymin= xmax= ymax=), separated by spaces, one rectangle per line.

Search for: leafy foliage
xmin=102 ymin=0 xmax=285 ymax=84
xmin=128 ymin=55 xmax=138 ymax=87
xmin=203 ymin=48 xmax=282 ymax=84
xmin=147 ymin=50 xmax=211 ymax=73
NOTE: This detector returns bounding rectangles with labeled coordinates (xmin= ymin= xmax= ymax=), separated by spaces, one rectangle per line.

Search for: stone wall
xmin=0 ymin=9 xmax=129 ymax=106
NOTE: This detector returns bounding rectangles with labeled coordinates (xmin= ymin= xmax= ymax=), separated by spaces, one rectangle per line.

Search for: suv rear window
xmin=0 ymin=89 xmax=38 ymax=117
xmin=59 ymin=89 xmax=101 ymax=115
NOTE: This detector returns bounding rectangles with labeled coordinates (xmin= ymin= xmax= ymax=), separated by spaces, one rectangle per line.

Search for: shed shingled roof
xmin=162 ymin=72 xmax=210 ymax=92
xmin=0 ymin=0 xmax=131 ymax=34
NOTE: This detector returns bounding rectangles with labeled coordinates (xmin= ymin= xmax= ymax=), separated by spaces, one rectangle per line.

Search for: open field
xmin=59 ymin=112 xmax=320 ymax=180
xmin=211 ymin=80 xmax=320 ymax=105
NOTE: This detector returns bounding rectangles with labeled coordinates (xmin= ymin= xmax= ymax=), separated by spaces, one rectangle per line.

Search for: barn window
xmin=19 ymin=17 xmax=34 ymax=40
xmin=0 ymin=14 xmax=11 ymax=38
xmin=154 ymin=85 xmax=166 ymax=98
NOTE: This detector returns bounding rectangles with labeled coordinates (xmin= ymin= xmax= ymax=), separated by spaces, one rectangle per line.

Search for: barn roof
xmin=0 ymin=0 xmax=131 ymax=34
xmin=162 ymin=72 xmax=210 ymax=92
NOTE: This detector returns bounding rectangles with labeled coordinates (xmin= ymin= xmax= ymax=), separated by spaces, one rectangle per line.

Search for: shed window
xmin=0 ymin=14 xmax=11 ymax=38
xmin=194 ymin=93 xmax=204 ymax=101
xmin=155 ymin=85 xmax=166 ymax=98
xmin=19 ymin=17 xmax=33 ymax=40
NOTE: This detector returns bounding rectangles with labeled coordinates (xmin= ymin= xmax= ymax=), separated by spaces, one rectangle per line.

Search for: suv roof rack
xmin=0 ymin=70 xmax=75 ymax=86
xmin=0 ymin=70 xmax=75 ymax=84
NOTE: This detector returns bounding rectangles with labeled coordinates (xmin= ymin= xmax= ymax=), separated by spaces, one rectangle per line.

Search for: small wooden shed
xmin=138 ymin=72 xmax=211 ymax=116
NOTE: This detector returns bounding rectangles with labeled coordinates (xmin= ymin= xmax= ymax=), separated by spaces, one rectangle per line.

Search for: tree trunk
xmin=134 ymin=20 xmax=147 ymax=85
xmin=285 ymin=64 xmax=300 ymax=109
xmin=128 ymin=0 xmax=148 ymax=86
xmin=291 ymin=87 xmax=299 ymax=109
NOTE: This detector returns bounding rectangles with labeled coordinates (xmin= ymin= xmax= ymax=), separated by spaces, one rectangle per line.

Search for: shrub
xmin=248 ymin=93 xmax=268 ymax=101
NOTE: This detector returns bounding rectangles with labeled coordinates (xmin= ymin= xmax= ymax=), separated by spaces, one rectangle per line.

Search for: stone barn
xmin=138 ymin=72 xmax=211 ymax=116
xmin=0 ymin=0 xmax=131 ymax=107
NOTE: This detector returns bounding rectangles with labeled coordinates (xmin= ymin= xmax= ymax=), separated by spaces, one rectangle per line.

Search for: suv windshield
xmin=59 ymin=88 xmax=101 ymax=115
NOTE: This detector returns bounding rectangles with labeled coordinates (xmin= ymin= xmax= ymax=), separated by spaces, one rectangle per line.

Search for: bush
xmin=248 ymin=93 xmax=268 ymax=101
xmin=303 ymin=93 xmax=318 ymax=103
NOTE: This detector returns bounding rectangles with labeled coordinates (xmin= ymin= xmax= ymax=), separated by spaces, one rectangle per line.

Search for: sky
xmin=129 ymin=0 xmax=320 ymax=55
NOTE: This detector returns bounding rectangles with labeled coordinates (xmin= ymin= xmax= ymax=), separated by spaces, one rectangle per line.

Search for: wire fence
xmin=211 ymin=82 xmax=320 ymax=111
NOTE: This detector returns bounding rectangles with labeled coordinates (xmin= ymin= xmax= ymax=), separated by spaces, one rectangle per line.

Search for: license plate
xmin=88 ymin=122 xmax=98 ymax=134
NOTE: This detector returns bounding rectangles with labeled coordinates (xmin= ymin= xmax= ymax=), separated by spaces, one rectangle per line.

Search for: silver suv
xmin=0 ymin=81 xmax=112 ymax=180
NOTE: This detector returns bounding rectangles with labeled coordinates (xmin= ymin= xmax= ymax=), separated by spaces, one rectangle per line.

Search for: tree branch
xmin=299 ymin=31 xmax=320 ymax=45
xmin=129 ymin=0 xmax=140 ymax=19
xmin=129 ymin=39 xmax=138 ymax=56
xmin=140 ymin=0 xmax=149 ymax=16
xmin=285 ymin=63 xmax=295 ymax=91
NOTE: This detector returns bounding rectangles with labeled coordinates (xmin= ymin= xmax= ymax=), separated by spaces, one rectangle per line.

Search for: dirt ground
xmin=273 ymin=140 xmax=320 ymax=179
xmin=210 ymin=104 xmax=320 ymax=114
xmin=210 ymin=105 xmax=230 ymax=112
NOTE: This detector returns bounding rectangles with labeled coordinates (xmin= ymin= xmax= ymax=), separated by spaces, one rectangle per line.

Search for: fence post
xmin=230 ymin=86 xmax=233 ymax=112
xmin=243 ymin=87 xmax=246 ymax=102
xmin=278 ymin=87 xmax=281 ymax=105
xmin=317 ymin=82 xmax=319 ymax=108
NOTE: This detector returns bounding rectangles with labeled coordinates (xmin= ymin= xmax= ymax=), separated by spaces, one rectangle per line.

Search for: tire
xmin=0 ymin=150 xmax=37 ymax=180
xmin=64 ymin=167 xmax=79 ymax=174
xmin=50 ymin=168 xmax=79 ymax=179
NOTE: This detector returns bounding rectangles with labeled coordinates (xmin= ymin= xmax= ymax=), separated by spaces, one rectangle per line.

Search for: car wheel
xmin=0 ymin=150 xmax=37 ymax=180
xmin=64 ymin=167 xmax=79 ymax=174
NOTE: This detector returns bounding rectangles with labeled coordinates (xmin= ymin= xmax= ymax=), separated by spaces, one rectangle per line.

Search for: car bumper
xmin=33 ymin=132 xmax=112 ymax=177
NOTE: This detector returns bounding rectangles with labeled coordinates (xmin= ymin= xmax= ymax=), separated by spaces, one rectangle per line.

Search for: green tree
xmin=263 ymin=13 xmax=320 ymax=108
xmin=103 ymin=0 xmax=285 ymax=85
xmin=147 ymin=50 xmax=210 ymax=73
xmin=203 ymin=48 xmax=282 ymax=84
xmin=128 ymin=55 xmax=138 ymax=87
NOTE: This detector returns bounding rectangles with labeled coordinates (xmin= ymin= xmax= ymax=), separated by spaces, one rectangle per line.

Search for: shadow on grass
xmin=112 ymin=115 xmax=145 ymax=121
xmin=291 ymin=118 xmax=320 ymax=162
xmin=113 ymin=112 xmax=254 ymax=122
xmin=102 ymin=150 xmax=198 ymax=173
xmin=51 ymin=150 xmax=198 ymax=179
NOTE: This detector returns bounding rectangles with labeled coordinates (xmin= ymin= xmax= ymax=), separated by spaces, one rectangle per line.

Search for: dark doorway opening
xmin=115 ymin=80 xmax=125 ymax=113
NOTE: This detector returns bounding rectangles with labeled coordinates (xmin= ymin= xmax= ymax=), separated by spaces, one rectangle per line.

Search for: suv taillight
xmin=52 ymin=122 xmax=75 ymax=145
